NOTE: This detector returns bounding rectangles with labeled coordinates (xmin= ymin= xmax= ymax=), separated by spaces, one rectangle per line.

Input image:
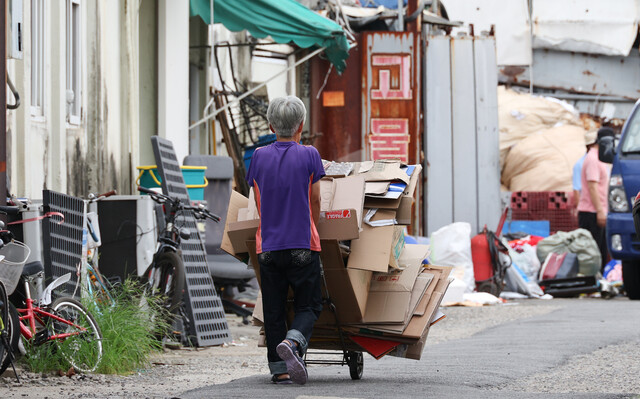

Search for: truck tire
xmin=622 ymin=261 xmax=640 ymax=300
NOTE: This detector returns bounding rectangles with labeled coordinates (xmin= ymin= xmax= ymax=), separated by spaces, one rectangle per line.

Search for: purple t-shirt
xmin=246 ymin=141 xmax=325 ymax=253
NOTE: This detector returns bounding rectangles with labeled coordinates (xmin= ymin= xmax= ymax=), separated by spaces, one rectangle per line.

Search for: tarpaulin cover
xmin=190 ymin=0 xmax=350 ymax=73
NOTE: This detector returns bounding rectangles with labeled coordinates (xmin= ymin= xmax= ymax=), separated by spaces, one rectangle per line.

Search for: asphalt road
xmin=181 ymin=298 xmax=640 ymax=399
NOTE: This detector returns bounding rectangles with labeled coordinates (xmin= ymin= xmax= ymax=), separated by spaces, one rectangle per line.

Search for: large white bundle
xmin=502 ymin=125 xmax=586 ymax=192
xmin=498 ymin=86 xmax=582 ymax=169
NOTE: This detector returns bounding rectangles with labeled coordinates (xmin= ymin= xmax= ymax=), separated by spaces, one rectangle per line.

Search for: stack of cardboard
xmin=221 ymin=160 xmax=452 ymax=361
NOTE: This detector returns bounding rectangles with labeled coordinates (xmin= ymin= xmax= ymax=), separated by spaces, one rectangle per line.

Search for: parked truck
xmin=599 ymin=99 xmax=640 ymax=299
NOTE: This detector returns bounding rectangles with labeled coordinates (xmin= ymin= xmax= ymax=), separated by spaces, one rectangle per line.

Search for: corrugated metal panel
xmin=474 ymin=36 xmax=502 ymax=231
xmin=524 ymin=49 xmax=640 ymax=99
xmin=424 ymin=35 xmax=453 ymax=235
xmin=451 ymin=35 xmax=478 ymax=234
xmin=424 ymin=33 xmax=500 ymax=236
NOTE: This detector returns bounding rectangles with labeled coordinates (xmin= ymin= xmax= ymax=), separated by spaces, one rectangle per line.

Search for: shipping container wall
xmin=424 ymin=33 xmax=501 ymax=236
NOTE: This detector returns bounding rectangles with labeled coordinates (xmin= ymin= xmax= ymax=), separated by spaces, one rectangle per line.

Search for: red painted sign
xmin=363 ymin=32 xmax=420 ymax=165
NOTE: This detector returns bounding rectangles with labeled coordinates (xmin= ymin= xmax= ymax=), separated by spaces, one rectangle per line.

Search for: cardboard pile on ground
xmin=221 ymin=160 xmax=451 ymax=361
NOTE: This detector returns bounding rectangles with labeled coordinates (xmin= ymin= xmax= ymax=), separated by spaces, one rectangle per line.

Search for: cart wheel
xmin=347 ymin=351 xmax=363 ymax=380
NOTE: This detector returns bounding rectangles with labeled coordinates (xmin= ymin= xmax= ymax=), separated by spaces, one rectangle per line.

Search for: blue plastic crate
xmin=243 ymin=134 xmax=276 ymax=170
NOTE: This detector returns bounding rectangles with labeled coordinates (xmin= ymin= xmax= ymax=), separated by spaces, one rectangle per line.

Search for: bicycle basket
xmin=0 ymin=240 xmax=31 ymax=294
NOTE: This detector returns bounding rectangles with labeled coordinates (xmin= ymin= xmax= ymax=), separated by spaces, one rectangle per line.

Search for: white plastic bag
xmin=430 ymin=222 xmax=475 ymax=292
xmin=509 ymin=243 xmax=541 ymax=282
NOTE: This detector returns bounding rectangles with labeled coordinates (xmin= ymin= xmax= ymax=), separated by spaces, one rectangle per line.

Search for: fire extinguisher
xmin=471 ymin=207 xmax=510 ymax=295
xmin=471 ymin=228 xmax=493 ymax=282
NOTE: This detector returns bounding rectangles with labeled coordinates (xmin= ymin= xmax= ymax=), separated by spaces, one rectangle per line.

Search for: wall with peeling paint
xmin=5 ymin=0 xmax=150 ymax=200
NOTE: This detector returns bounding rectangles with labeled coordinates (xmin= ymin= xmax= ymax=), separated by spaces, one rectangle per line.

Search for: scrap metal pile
xmin=222 ymin=159 xmax=452 ymax=360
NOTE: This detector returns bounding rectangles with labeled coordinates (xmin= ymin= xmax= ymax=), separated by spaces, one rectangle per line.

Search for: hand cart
xmin=303 ymin=264 xmax=364 ymax=380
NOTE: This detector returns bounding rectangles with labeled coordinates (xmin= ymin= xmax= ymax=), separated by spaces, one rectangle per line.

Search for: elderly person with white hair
xmin=246 ymin=96 xmax=325 ymax=385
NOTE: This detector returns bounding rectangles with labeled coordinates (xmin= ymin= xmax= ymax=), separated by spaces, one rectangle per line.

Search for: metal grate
xmin=42 ymin=190 xmax=84 ymax=297
xmin=151 ymin=136 xmax=231 ymax=347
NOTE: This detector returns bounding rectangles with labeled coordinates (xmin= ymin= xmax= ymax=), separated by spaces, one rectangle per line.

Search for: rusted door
xmin=309 ymin=33 xmax=363 ymax=162
xmin=362 ymin=32 xmax=421 ymax=164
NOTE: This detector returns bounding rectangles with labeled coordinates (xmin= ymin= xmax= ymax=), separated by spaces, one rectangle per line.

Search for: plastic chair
xmin=183 ymin=155 xmax=257 ymax=321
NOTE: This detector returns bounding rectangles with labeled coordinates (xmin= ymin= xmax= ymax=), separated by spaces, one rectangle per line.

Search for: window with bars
xmin=66 ymin=0 xmax=81 ymax=125
xmin=30 ymin=0 xmax=44 ymax=117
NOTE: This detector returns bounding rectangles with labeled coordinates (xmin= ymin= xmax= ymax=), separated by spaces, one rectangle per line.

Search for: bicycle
xmin=0 ymin=278 xmax=20 ymax=382
xmin=0 ymin=229 xmax=103 ymax=374
xmin=136 ymin=186 xmax=220 ymax=337
xmin=72 ymin=190 xmax=118 ymax=308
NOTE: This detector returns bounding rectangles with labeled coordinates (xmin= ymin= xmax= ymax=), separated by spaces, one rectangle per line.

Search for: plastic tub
xmin=136 ymin=165 xmax=208 ymax=200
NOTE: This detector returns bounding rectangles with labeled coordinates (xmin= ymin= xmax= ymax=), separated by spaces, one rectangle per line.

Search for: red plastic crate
xmin=510 ymin=191 xmax=578 ymax=234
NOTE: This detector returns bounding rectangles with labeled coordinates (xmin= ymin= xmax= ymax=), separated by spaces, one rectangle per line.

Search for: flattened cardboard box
xmin=404 ymin=164 xmax=422 ymax=197
xmin=319 ymin=239 xmax=372 ymax=323
xmin=358 ymin=160 xmax=410 ymax=184
xmin=317 ymin=209 xmax=359 ymax=241
xmin=223 ymin=193 xmax=359 ymax=257
xmin=396 ymin=196 xmax=413 ymax=225
xmin=361 ymin=244 xmax=430 ymax=324
xmin=320 ymin=175 xmax=365 ymax=228
xmin=222 ymin=191 xmax=258 ymax=256
xmin=369 ymin=244 xmax=429 ymax=292
xmin=400 ymin=265 xmax=453 ymax=340
xmin=348 ymin=224 xmax=405 ymax=272
xmin=362 ymin=272 xmax=434 ymax=334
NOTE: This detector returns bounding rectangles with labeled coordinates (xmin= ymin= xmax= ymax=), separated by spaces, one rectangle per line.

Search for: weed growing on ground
xmin=21 ymin=279 xmax=170 ymax=375
xmin=21 ymin=340 xmax=67 ymax=373
xmin=90 ymin=279 xmax=169 ymax=374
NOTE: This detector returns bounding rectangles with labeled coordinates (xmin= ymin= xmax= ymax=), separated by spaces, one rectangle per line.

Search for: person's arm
xmin=573 ymin=189 xmax=580 ymax=210
xmin=311 ymin=180 xmax=321 ymax=226
xmin=587 ymin=181 xmax=606 ymax=227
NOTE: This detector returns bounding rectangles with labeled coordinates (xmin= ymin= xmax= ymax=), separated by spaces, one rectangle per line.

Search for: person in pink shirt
xmin=578 ymin=127 xmax=614 ymax=270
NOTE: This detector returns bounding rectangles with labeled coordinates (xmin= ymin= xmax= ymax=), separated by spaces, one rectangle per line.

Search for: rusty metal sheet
xmin=362 ymin=32 xmax=421 ymax=165
xmin=309 ymin=33 xmax=363 ymax=162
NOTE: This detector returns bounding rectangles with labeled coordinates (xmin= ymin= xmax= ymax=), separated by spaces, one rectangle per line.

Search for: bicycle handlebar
xmin=137 ymin=186 xmax=158 ymax=196
xmin=98 ymin=190 xmax=117 ymax=198
xmin=137 ymin=186 xmax=220 ymax=222
xmin=183 ymin=205 xmax=221 ymax=223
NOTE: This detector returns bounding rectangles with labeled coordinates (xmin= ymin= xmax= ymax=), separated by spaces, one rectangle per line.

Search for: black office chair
xmin=183 ymin=155 xmax=257 ymax=322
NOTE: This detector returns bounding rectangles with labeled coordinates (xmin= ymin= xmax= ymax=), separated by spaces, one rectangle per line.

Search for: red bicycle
xmin=0 ymin=231 xmax=103 ymax=374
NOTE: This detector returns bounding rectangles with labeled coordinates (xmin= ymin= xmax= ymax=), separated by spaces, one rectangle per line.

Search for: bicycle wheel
xmin=146 ymin=251 xmax=185 ymax=315
xmin=0 ymin=281 xmax=20 ymax=374
xmin=50 ymin=297 xmax=103 ymax=373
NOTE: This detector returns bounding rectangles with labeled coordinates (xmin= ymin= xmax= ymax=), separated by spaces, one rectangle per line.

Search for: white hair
xmin=267 ymin=96 xmax=306 ymax=138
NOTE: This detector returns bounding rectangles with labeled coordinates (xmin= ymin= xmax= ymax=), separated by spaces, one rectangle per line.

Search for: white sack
xmin=430 ymin=222 xmax=475 ymax=292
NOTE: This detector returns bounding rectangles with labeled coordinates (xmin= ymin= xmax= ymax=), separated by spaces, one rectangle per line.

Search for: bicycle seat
xmin=22 ymin=261 xmax=44 ymax=277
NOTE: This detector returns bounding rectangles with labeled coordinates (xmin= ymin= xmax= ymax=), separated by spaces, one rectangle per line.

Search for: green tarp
xmin=190 ymin=0 xmax=349 ymax=73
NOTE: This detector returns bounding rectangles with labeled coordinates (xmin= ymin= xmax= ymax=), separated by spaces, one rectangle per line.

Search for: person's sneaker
xmin=276 ymin=340 xmax=308 ymax=385
xmin=271 ymin=374 xmax=292 ymax=385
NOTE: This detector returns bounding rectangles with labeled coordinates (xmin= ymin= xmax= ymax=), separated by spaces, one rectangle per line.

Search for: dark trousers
xmin=578 ymin=211 xmax=608 ymax=270
xmin=258 ymin=249 xmax=323 ymax=372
